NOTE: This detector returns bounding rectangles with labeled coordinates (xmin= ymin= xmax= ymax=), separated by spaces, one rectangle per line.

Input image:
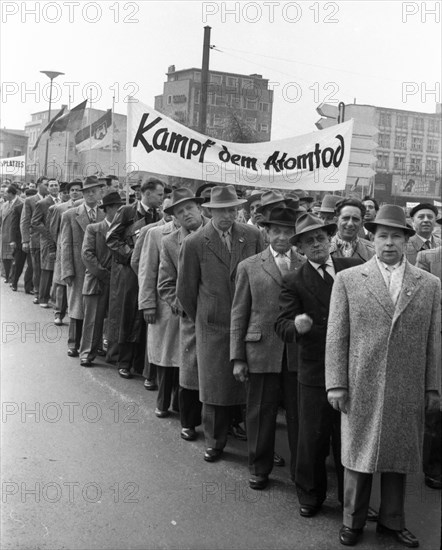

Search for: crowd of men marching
xmin=1 ymin=175 xmax=440 ymax=548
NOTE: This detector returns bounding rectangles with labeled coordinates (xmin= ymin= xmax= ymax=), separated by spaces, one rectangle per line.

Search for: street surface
xmin=1 ymin=283 xmax=440 ymax=550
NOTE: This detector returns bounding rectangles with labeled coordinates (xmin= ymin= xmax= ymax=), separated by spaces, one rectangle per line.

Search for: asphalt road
xmin=1 ymin=283 xmax=440 ymax=550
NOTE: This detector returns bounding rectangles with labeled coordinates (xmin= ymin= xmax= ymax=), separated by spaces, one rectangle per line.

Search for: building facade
xmin=154 ymin=65 xmax=274 ymax=141
xmin=0 ymin=129 xmax=28 ymax=159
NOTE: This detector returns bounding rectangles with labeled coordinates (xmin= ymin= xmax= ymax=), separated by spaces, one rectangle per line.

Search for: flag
xmin=32 ymin=107 xmax=66 ymax=151
xmin=50 ymin=99 xmax=87 ymax=135
xmin=350 ymin=177 xmax=360 ymax=192
xmin=75 ymin=109 xmax=112 ymax=153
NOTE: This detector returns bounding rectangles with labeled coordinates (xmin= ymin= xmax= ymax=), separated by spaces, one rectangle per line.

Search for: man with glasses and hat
xmin=275 ymin=213 xmax=364 ymax=519
xmin=79 ymin=191 xmax=123 ymax=367
xmin=60 ymin=176 xmax=105 ymax=358
xmin=405 ymin=202 xmax=441 ymax=265
xmin=49 ymin=178 xmax=83 ymax=326
xmin=231 ymin=205 xmax=305 ymax=490
xmin=177 ymin=184 xmax=264 ymax=462
xmin=326 ymin=205 xmax=440 ymax=547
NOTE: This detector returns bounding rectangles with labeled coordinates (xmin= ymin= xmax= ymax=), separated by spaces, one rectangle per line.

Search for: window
xmin=409 ymin=156 xmax=422 ymax=173
xmin=379 ymin=112 xmax=391 ymax=127
xmin=396 ymin=114 xmax=408 ymax=129
xmin=215 ymin=94 xmax=227 ymax=106
xmin=259 ymin=102 xmax=270 ymax=112
xmin=241 ymin=78 xmax=253 ymax=89
xmin=260 ymin=123 xmax=269 ymax=132
xmin=173 ymin=111 xmax=187 ymax=123
xmin=167 ymin=95 xmax=172 ymax=105
xmin=428 ymin=118 xmax=441 ymax=133
xmin=226 ymin=76 xmax=237 ymax=88
xmin=210 ymin=74 xmax=222 ymax=85
xmin=13 ymin=148 xmax=22 ymax=156
xmin=246 ymin=99 xmax=258 ymax=110
xmin=229 ymin=94 xmax=241 ymax=107
xmin=411 ymin=136 xmax=423 ymax=151
xmin=246 ymin=117 xmax=257 ymax=130
xmin=194 ymin=90 xmax=200 ymax=105
xmin=425 ymin=158 xmax=439 ymax=175
xmin=394 ymin=134 xmax=407 ymax=149
xmin=378 ymin=134 xmax=390 ymax=148
xmin=427 ymin=138 xmax=439 ymax=153
xmin=377 ymin=153 xmax=389 ymax=170
xmin=393 ymin=155 xmax=405 ymax=171
xmin=412 ymin=117 xmax=424 ymax=132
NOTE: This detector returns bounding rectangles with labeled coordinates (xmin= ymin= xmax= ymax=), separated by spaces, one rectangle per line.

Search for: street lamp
xmin=41 ymin=70 xmax=64 ymax=176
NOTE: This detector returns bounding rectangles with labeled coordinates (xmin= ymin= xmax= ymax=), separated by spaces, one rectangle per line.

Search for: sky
xmin=1 ymin=0 xmax=441 ymax=139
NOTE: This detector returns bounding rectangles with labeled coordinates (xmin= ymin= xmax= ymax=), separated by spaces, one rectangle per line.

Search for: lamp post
xmin=41 ymin=70 xmax=64 ymax=176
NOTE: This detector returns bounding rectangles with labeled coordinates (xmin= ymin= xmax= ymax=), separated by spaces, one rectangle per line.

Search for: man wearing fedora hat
xmin=405 ymin=203 xmax=441 ymax=265
xmin=416 ymin=216 xmax=442 ymax=492
xmin=318 ymin=194 xmax=342 ymax=224
xmin=231 ymin=206 xmax=305 ymax=489
xmin=49 ymin=179 xmax=83 ymax=326
xmin=243 ymin=189 xmax=265 ymax=227
xmin=157 ymin=188 xmax=208 ymax=437
xmin=177 ymin=184 xmax=264 ymax=462
xmin=106 ymin=176 xmax=164 ymax=379
xmin=78 ymin=191 xmax=122 ymax=367
xmin=275 ymin=213 xmax=363 ymax=518
xmin=60 ymin=176 xmax=105 ymax=358
xmin=326 ymin=204 xmax=440 ymax=547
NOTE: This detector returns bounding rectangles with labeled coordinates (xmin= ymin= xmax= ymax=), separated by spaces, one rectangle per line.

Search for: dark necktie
xmin=319 ymin=264 xmax=334 ymax=287
xmin=421 ymin=240 xmax=431 ymax=251
xmin=88 ymin=208 xmax=96 ymax=223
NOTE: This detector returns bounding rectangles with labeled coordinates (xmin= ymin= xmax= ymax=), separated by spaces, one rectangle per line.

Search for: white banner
xmin=0 ymin=155 xmax=26 ymax=177
xmin=127 ymin=101 xmax=353 ymax=191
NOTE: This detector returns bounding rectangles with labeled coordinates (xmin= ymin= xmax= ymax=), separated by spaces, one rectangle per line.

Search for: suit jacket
xmin=130 ymin=218 xmax=166 ymax=275
xmin=60 ymin=204 xmax=105 ymax=318
xmin=330 ymin=235 xmax=375 ymax=263
xmin=231 ymin=246 xmax=305 ymax=374
xmin=9 ymin=198 xmax=25 ymax=248
xmin=405 ymin=233 xmax=442 ymax=265
xmin=49 ymin=200 xmax=76 ymax=285
xmin=275 ymin=256 xmax=362 ymax=386
xmin=416 ymin=245 xmax=442 ymax=281
xmin=1 ymin=199 xmax=19 ymax=259
xmin=20 ymin=193 xmax=42 ymax=250
xmin=31 ymin=195 xmax=57 ymax=269
xmin=177 ymin=221 xmax=264 ymax=405
xmin=325 ymin=257 xmax=441 ymax=473
xmin=82 ymin=219 xmax=112 ymax=295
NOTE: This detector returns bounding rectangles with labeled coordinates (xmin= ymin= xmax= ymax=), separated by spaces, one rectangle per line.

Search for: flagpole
xmin=110 ymin=95 xmax=115 ymax=172
xmin=126 ymin=97 xmax=133 ymax=205
xmin=88 ymin=88 xmax=93 ymax=170
xmin=64 ymin=94 xmax=71 ymax=181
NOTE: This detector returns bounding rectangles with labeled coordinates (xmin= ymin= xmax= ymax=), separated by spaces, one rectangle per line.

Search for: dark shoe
xmin=118 ymin=368 xmax=133 ymax=379
xmin=425 ymin=475 xmax=442 ymax=489
xmin=339 ymin=526 xmax=363 ymax=546
xmin=67 ymin=349 xmax=79 ymax=357
xmin=11 ymin=285 xmax=17 ymax=291
xmin=249 ymin=474 xmax=269 ymax=490
xmin=299 ymin=504 xmax=321 ymax=517
xmin=39 ymin=302 xmax=50 ymax=309
xmin=33 ymin=297 xmax=39 ymax=304
xmin=80 ymin=359 xmax=93 ymax=367
xmin=228 ymin=424 xmax=247 ymax=441
xmin=96 ymin=348 xmax=106 ymax=356
xmin=155 ymin=408 xmax=170 ymax=418
xmin=273 ymin=452 xmax=285 ymax=467
xmin=367 ymin=506 xmax=378 ymax=522
xmin=144 ymin=379 xmax=158 ymax=391
xmin=376 ymin=524 xmax=419 ymax=548
xmin=54 ymin=317 xmax=63 ymax=326
xmin=25 ymin=289 xmax=35 ymax=295
xmin=204 ymin=448 xmax=223 ymax=462
xmin=180 ymin=428 xmax=197 ymax=441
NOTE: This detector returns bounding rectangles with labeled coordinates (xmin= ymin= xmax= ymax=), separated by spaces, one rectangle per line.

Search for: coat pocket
xmin=244 ymin=331 xmax=262 ymax=342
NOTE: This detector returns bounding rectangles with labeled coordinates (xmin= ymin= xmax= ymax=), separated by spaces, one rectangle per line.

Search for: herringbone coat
xmin=325 ymin=257 xmax=441 ymax=473
xmin=31 ymin=195 xmax=57 ymax=270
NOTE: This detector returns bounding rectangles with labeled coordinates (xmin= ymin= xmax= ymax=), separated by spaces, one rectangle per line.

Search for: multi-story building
xmin=341 ymin=103 xmax=441 ymax=205
xmin=0 ymin=129 xmax=28 ymax=159
xmin=155 ymin=65 xmax=274 ymax=141
xmin=24 ymin=107 xmax=127 ymax=181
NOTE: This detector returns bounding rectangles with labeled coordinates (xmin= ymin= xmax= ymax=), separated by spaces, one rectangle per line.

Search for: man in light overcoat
xmin=325 ymin=204 xmax=440 ymax=548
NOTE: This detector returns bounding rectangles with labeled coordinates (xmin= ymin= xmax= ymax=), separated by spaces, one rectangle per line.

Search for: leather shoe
xmin=80 ymin=359 xmax=93 ymax=367
xmin=425 ymin=475 xmax=441 ymax=489
xmin=367 ymin=506 xmax=378 ymax=522
xmin=33 ymin=297 xmax=39 ymax=304
xmin=11 ymin=285 xmax=17 ymax=291
xmin=249 ymin=474 xmax=269 ymax=490
xmin=339 ymin=526 xmax=363 ymax=546
xmin=376 ymin=524 xmax=419 ymax=548
xmin=39 ymin=303 xmax=50 ymax=308
xmin=96 ymin=348 xmax=106 ymax=356
xmin=25 ymin=289 xmax=35 ymax=295
xmin=144 ymin=379 xmax=158 ymax=391
xmin=228 ymin=424 xmax=247 ymax=441
xmin=180 ymin=428 xmax=197 ymax=441
xmin=273 ymin=452 xmax=285 ymax=467
xmin=67 ymin=349 xmax=79 ymax=357
xmin=299 ymin=505 xmax=321 ymax=517
xmin=155 ymin=408 xmax=170 ymax=418
xmin=118 ymin=368 xmax=133 ymax=379
xmin=54 ymin=317 xmax=64 ymax=326
xmin=204 ymin=448 xmax=223 ymax=462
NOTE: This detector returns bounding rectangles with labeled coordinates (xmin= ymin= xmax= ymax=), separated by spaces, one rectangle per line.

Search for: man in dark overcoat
xmin=177 ymin=185 xmax=264 ymax=462
xmin=106 ymin=177 xmax=164 ymax=378
xmin=275 ymin=213 xmax=363 ymax=518
xmin=8 ymin=190 xmax=32 ymax=292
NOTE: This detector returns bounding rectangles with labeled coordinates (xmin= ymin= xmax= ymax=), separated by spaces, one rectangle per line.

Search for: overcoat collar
xmin=204 ymin=221 xmax=247 ymax=274
xmin=75 ymin=203 xmax=105 ymax=233
xmin=261 ymin=246 xmax=302 ymax=286
xmin=177 ymin=215 xmax=209 ymax=246
xmin=302 ymin=259 xmax=333 ymax=308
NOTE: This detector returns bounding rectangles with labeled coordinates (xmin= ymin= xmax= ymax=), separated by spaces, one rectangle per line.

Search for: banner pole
xmin=110 ymin=95 xmax=115 ymax=171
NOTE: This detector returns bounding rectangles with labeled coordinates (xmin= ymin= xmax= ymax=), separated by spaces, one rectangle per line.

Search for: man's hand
xmin=425 ymin=390 xmax=440 ymax=412
xmin=10 ymin=242 xmax=16 ymax=253
xmin=327 ymin=388 xmax=349 ymax=414
xmin=64 ymin=276 xmax=74 ymax=287
xmin=22 ymin=242 xmax=30 ymax=253
xmin=233 ymin=360 xmax=249 ymax=383
xmin=294 ymin=313 xmax=313 ymax=334
xmin=143 ymin=308 xmax=157 ymax=324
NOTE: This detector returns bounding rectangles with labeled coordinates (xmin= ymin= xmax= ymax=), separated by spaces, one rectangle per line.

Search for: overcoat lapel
xmin=75 ymin=204 xmax=90 ymax=233
xmin=262 ymin=247 xmax=283 ymax=286
xmin=361 ymin=257 xmax=395 ymax=319
xmin=204 ymin=222 xmax=230 ymax=268
xmin=393 ymin=262 xmax=422 ymax=322
xmin=304 ymin=261 xmax=331 ymax=308
xmin=230 ymin=223 xmax=247 ymax=276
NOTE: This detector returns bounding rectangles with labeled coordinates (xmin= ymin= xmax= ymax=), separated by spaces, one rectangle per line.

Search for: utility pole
xmin=199 ymin=26 xmax=211 ymax=135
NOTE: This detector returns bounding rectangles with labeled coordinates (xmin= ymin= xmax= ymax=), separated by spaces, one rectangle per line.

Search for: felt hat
xmin=163 ymin=187 xmax=204 ymax=215
xmin=256 ymin=190 xmax=287 ymax=213
xmin=364 ymin=204 xmax=416 ymax=236
xmin=81 ymin=175 xmax=105 ymax=191
xmin=98 ymin=191 xmax=124 ymax=210
xmin=259 ymin=205 xmax=298 ymax=227
xmin=320 ymin=194 xmax=342 ymax=213
xmin=204 ymin=185 xmax=247 ymax=208
xmin=290 ymin=213 xmax=337 ymax=244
